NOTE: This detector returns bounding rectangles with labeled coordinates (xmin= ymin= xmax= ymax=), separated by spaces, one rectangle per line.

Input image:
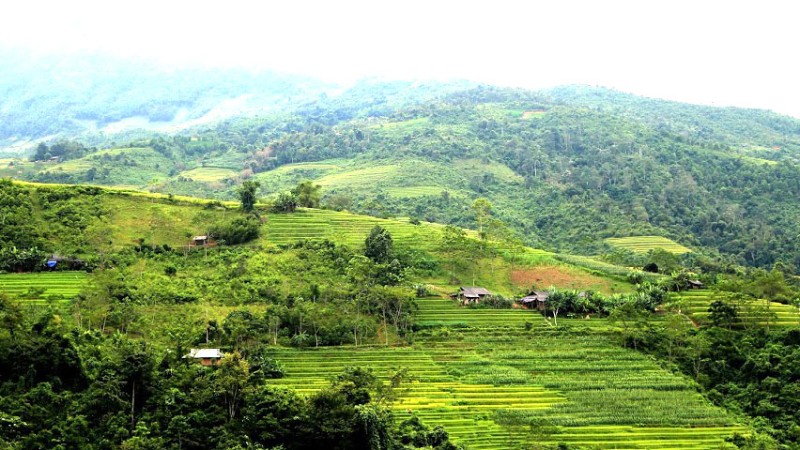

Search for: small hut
xmin=451 ymin=287 xmax=492 ymax=305
xmin=687 ymin=279 xmax=704 ymax=289
xmin=192 ymin=235 xmax=209 ymax=246
xmin=519 ymin=291 xmax=550 ymax=311
xmin=184 ymin=348 xmax=223 ymax=366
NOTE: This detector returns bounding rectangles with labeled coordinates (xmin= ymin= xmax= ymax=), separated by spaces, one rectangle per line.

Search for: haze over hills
xmin=0 ymin=50 xmax=474 ymax=151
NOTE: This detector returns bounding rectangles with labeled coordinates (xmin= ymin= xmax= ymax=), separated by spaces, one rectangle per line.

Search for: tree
xmin=708 ymin=299 xmax=739 ymax=329
xmin=237 ymin=180 xmax=260 ymax=212
xmin=274 ymin=191 xmax=298 ymax=213
xmin=748 ymin=268 xmax=789 ymax=331
xmin=0 ymin=292 xmax=22 ymax=339
xmin=293 ymin=180 xmax=322 ymax=208
xmin=214 ymin=351 xmax=251 ymax=420
xmin=364 ymin=226 xmax=393 ymax=264
xmin=438 ymin=225 xmax=472 ymax=284
xmin=471 ymin=198 xmax=492 ymax=237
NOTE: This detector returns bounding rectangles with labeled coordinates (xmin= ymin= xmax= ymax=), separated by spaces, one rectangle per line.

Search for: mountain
xmin=4 ymin=75 xmax=800 ymax=271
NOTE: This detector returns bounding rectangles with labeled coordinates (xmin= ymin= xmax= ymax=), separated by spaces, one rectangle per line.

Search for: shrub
xmin=210 ymin=217 xmax=260 ymax=245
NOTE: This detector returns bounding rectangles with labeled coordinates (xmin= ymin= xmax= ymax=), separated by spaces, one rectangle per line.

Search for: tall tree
xmin=364 ymin=226 xmax=393 ymax=264
xmin=238 ymin=180 xmax=261 ymax=212
xmin=292 ymin=180 xmax=322 ymax=208
xmin=471 ymin=198 xmax=493 ymax=237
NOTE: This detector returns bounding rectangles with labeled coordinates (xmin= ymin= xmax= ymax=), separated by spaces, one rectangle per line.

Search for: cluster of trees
xmin=29 ymin=140 xmax=92 ymax=162
xmin=529 ymin=284 xmax=668 ymax=327
xmin=0 ymin=300 xmax=461 ymax=449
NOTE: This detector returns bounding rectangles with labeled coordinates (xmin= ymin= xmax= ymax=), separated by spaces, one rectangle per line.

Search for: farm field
xmin=606 ymin=236 xmax=692 ymax=255
xmin=674 ymin=290 xmax=800 ymax=327
xmin=0 ymin=271 xmax=88 ymax=305
xmin=262 ymin=208 xmax=450 ymax=251
xmin=177 ymin=167 xmax=238 ymax=182
xmin=266 ymin=297 xmax=745 ymax=449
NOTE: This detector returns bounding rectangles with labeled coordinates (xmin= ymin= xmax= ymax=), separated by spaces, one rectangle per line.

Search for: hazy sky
xmin=3 ymin=0 xmax=798 ymax=116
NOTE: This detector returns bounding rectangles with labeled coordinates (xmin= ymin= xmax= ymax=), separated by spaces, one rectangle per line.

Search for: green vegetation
xmin=3 ymin=182 xmax=800 ymax=449
xmin=8 ymin=83 xmax=800 ymax=274
xmin=0 ymin=271 xmax=88 ymax=305
xmin=5 ymin=72 xmax=800 ymax=449
xmin=606 ymin=236 xmax=693 ymax=255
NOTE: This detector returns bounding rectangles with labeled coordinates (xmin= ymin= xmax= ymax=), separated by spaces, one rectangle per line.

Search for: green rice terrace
xmin=674 ymin=290 xmax=800 ymax=327
xmin=605 ymin=236 xmax=692 ymax=255
xmin=0 ymin=271 xmax=88 ymax=306
xmin=267 ymin=297 xmax=746 ymax=449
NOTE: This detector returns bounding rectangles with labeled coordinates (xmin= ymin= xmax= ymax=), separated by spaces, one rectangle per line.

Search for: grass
xmin=178 ymin=167 xmax=238 ymax=182
xmin=34 ymin=147 xmax=174 ymax=188
xmin=315 ymin=165 xmax=400 ymax=188
xmin=385 ymin=186 xmax=452 ymax=198
xmin=453 ymin=159 xmax=524 ymax=184
xmin=606 ymin=236 xmax=692 ymax=255
xmin=0 ymin=271 xmax=88 ymax=305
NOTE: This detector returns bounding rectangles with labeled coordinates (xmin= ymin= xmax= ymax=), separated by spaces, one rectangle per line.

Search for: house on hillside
xmin=451 ymin=287 xmax=492 ymax=305
xmin=687 ymin=279 xmax=704 ymax=289
xmin=519 ymin=291 xmax=550 ymax=311
xmin=184 ymin=348 xmax=223 ymax=366
xmin=192 ymin=235 xmax=209 ymax=246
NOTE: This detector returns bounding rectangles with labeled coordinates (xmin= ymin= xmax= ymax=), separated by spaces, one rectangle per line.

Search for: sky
xmin=2 ymin=0 xmax=798 ymax=116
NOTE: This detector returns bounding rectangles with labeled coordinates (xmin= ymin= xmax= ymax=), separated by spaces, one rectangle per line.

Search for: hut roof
xmin=193 ymin=235 xmax=208 ymax=241
xmin=184 ymin=348 xmax=223 ymax=359
xmin=460 ymin=287 xmax=491 ymax=298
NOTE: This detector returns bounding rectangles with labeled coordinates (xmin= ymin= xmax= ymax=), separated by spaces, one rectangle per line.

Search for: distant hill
xmin=5 ymin=76 xmax=800 ymax=271
xmin=0 ymin=50 xmax=472 ymax=153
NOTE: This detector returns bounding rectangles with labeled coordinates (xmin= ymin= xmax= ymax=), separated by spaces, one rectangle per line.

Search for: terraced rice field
xmin=606 ymin=236 xmax=692 ymax=255
xmin=262 ymin=208 xmax=451 ymax=250
xmin=266 ymin=297 xmax=745 ymax=449
xmin=0 ymin=271 xmax=88 ymax=305
xmin=675 ymin=290 xmax=800 ymax=327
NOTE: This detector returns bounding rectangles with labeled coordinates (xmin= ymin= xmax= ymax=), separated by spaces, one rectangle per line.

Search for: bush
xmin=468 ymin=295 xmax=513 ymax=309
xmin=210 ymin=217 xmax=260 ymax=245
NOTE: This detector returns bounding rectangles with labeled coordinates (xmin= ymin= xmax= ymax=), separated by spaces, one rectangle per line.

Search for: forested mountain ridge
xmin=6 ymin=83 xmax=800 ymax=272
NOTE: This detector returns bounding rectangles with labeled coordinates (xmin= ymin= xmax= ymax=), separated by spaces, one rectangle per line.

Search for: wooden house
xmin=192 ymin=235 xmax=209 ymax=246
xmin=519 ymin=291 xmax=549 ymax=311
xmin=184 ymin=348 xmax=223 ymax=366
xmin=687 ymin=279 xmax=704 ymax=289
xmin=451 ymin=286 xmax=492 ymax=305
